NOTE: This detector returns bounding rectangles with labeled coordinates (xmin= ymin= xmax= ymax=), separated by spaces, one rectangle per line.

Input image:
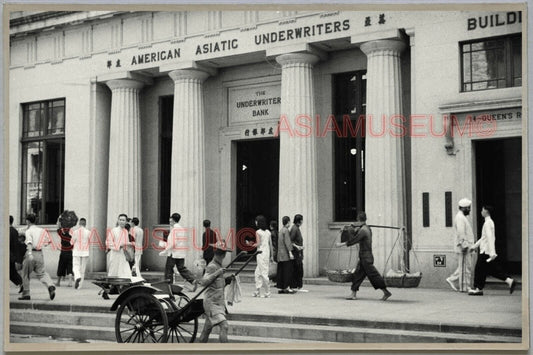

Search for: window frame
xmin=332 ymin=70 xmax=366 ymax=222
xmin=20 ymin=98 xmax=66 ymax=225
xmin=460 ymin=33 xmax=522 ymax=92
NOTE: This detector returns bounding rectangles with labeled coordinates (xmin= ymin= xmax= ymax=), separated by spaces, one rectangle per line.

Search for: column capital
xmin=168 ymin=68 xmax=211 ymax=83
xmin=360 ymin=39 xmax=406 ymax=56
xmin=97 ymin=71 xmax=153 ymax=86
xmin=106 ymin=78 xmax=146 ymax=91
xmin=275 ymin=52 xmax=320 ymax=67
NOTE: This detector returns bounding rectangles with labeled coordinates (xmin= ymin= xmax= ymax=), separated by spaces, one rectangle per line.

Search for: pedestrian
xmin=468 ymin=205 xmax=517 ymax=295
xmin=251 ymin=215 xmax=272 ymax=298
xmin=124 ymin=220 xmax=135 ymax=269
xmin=276 ymin=216 xmax=295 ymax=294
xmin=9 ymin=215 xmax=24 ymax=293
xmin=289 ymin=214 xmax=305 ymax=291
xmin=56 ymin=218 xmax=74 ymax=287
xmin=335 ymin=211 xmax=392 ymax=301
xmin=161 ymin=212 xmax=197 ymax=291
xmin=71 ymin=218 xmax=91 ymax=289
xmin=106 ymin=213 xmax=132 ymax=279
xmin=202 ymin=219 xmax=217 ymax=266
xmin=446 ymin=198 xmax=475 ymax=292
xmin=18 ymin=213 xmax=56 ymax=301
xmin=197 ymin=243 xmax=234 ymax=343
xmin=269 ymin=220 xmax=278 ymax=264
xmin=130 ymin=217 xmax=144 ymax=278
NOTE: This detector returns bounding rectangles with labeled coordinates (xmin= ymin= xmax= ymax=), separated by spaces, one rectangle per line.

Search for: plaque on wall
xmin=228 ymin=82 xmax=281 ymax=125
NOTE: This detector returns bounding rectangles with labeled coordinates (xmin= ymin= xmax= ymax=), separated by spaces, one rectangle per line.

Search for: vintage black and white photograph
xmin=3 ymin=2 xmax=528 ymax=352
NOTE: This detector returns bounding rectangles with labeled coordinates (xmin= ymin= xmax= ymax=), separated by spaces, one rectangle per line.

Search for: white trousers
xmin=133 ymin=253 xmax=142 ymax=277
xmin=72 ymin=256 xmax=88 ymax=287
xmin=448 ymin=252 xmax=472 ymax=292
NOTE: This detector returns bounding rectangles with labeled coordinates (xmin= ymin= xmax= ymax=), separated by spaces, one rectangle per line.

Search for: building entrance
xmin=474 ymin=137 xmax=522 ymax=274
xmin=236 ymin=138 xmax=279 ymax=253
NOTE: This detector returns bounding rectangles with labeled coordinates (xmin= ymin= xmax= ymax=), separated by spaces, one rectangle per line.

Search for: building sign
xmin=131 ymin=48 xmax=181 ymax=65
xmin=229 ymin=83 xmax=281 ymax=124
xmin=451 ymin=107 xmax=521 ymax=138
xmin=195 ymin=39 xmax=238 ymax=55
xmin=467 ymin=11 xmax=522 ymax=31
xmin=102 ymin=12 xmax=392 ymax=71
xmin=434 ymin=255 xmax=446 ymax=267
xmin=433 ymin=255 xmax=446 ymax=267
xmin=253 ymin=19 xmax=350 ymax=45
xmin=242 ymin=126 xmax=277 ymax=138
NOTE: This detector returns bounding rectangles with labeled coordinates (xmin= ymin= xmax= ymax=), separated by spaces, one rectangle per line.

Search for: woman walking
xmin=276 ymin=216 xmax=295 ymax=294
xmin=251 ymin=215 xmax=273 ymax=298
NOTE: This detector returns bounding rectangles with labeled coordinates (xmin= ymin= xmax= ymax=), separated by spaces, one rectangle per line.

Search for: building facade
xmin=8 ymin=8 xmax=524 ymax=287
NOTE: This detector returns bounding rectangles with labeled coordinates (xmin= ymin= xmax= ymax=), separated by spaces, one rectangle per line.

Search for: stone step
xmin=10 ymin=322 xmax=308 ymax=344
xmin=9 ymin=320 xmax=329 ymax=344
xmin=11 ymin=322 xmax=117 ymax=343
xmin=11 ymin=309 xmax=115 ymax=328
xmin=223 ymin=320 xmax=521 ymax=343
xmin=10 ymin=300 xmax=521 ymax=338
xmin=10 ymin=307 xmax=520 ymax=343
xmin=86 ymin=269 xmax=523 ymax=291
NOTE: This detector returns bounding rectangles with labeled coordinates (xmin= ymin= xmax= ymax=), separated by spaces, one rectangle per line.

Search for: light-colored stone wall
xmin=9 ymin=9 xmax=524 ymax=285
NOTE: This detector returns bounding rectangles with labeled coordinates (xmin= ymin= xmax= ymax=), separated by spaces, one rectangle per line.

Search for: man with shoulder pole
xmin=335 ymin=211 xmax=392 ymax=301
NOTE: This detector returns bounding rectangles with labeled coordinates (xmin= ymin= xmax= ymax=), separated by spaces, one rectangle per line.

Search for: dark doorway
xmin=159 ymin=96 xmax=173 ymax=224
xmin=236 ymin=138 xmax=279 ymax=253
xmin=475 ymin=137 xmax=521 ymax=274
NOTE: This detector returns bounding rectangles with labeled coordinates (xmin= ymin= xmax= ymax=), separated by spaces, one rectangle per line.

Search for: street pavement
xmin=8 ymin=277 xmax=523 ymax=332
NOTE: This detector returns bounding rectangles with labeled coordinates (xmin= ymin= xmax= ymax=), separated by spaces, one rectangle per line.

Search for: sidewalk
xmin=8 ymin=277 xmax=523 ymax=332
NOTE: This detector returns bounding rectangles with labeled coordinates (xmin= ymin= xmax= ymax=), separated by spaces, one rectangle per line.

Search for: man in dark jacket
xmin=9 ymin=215 xmax=23 ymax=292
xmin=336 ymin=211 xmax=392 ymax=301
xmin=289 ymin=214 xmax=304 ymax=290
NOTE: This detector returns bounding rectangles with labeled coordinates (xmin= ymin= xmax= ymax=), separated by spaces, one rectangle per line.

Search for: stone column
xmin=276 ymin=52 xmax=320 ymax=277
xmin=360 ymin=39 xmax=406 ymax=272
xmin=168 ymin=68 xmax=210 ymax=267
xmin=106 ymin=78 xmax=145 ymax=227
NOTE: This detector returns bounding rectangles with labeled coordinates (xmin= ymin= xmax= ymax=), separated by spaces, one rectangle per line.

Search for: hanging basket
xmin=382 ymin=227 xmax=423 ymax=288
xmin=325 ymin=226 xmax=358 ymax=283
xmin=384 ymin=270 xmax=422 ymax=288
xmin=326 ymin=269 xmax=356 ymax=283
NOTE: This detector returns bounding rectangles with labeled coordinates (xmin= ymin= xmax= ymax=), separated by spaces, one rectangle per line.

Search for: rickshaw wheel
xmin=115 ymin=293 xmax=169 ymax=343
xmin=166 ymin=293 xmax=199 ymax=343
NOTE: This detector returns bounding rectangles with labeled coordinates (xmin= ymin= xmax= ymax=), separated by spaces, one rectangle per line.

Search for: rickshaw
xmin=94 ymin=250 xmax=259 ymax=343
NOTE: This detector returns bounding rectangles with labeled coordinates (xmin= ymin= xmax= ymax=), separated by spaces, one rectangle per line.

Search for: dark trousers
xmin=57 ymin=253 xmax=73 ymax=277
xmin=10 ymin=261 xmax=22 ymax=286
xmin=291 ymin=258 xmax=303 ymax=289
xmin=164 ymin=257 xmax=195 ymax=284
xmin=276 ymin=260 xmax=294 ymax=289
xmin=351 ymin=257 xmax=386 ymax=292
xmin=474 ymin=253 xmax=509 ymax=290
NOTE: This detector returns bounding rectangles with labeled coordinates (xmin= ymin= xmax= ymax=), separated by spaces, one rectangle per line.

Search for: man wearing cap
xmin=198 ymin=243 xmax=234 ymax=343
xmin=446 ymin=198 xmax=475 ymax=292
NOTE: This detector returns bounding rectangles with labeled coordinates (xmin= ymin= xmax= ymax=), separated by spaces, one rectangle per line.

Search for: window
xmin=333 ymin=71 xmax=366 ymax=221
xmin=21 ymin=99 xmax=65 ymax=224
xmin=461 ymin=34 xmax=521 ymax=92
